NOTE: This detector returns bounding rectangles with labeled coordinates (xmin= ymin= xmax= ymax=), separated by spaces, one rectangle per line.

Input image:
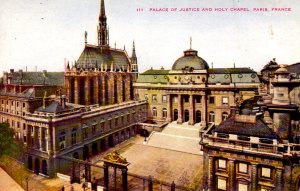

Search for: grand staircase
xmin=145 ymin=121 xmax=202 ymax=155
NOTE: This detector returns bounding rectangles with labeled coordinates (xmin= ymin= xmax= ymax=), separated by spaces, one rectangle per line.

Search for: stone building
xmin=134 ymin=46 xmax=260 ymax=126
xmin=201 ymin=65 xmax=300 ymax=191
xmin=0 ymin=0 xmax=146 ymax=178
xmin=64 ymin=0 xmax=138 ymax=106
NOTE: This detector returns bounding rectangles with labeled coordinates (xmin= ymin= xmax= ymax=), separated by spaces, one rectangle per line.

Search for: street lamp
xmin=25 ymin=177 xmax=28 ymax=191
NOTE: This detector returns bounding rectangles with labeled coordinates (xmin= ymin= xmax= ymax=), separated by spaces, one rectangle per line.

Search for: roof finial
xmin=211 ymin=62 xmax=213 ymax=69
xmin=85 ymin=31 xmax=88 ymax=44
xmin=234 ymin=63 xmax=236 ymax=68
xmin=114 ymin=42 xmax=116 ymax=49
xmin=190 ymin=36 xmax=192 ymax=49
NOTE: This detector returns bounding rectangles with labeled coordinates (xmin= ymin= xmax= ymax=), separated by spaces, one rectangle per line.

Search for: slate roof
xmin=286 ymin=62 xmax=300 ymax=74
xmin=36 ymin=101 xmax=73 ymax=113
xmin=172 ymin=49 xmax=209 ymax=70
xmin=76 ymin=45 xmax=131 ymax=70
xmin=3 ymin=71 xmax=64 ymax=86
xmin=215 ymin=116 xmax=277 ymax=139
xmin=0 ymin=88 xmax=36 ymax=98
xmin=208 ymin=68 xmax=255 ymax=74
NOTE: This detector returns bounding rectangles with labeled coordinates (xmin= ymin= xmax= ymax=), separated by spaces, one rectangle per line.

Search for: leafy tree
xmin=0 ymin=122 xmax=22 ymax=158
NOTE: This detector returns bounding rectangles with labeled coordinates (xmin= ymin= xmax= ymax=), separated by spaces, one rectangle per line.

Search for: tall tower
xmin=98 ymin=0 xmax=109 ymax=46
xmin=131 ymin=41 xmax=138 ymax=80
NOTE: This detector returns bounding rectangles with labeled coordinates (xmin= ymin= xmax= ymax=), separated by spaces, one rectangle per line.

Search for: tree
xmin=0 ymin=122 xmax=22 ymax=158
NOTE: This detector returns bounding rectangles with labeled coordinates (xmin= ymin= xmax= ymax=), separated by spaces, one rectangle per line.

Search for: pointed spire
xmin=85 ymin=31 xmax=88 ymax=44
xmin=66 ymin=61 xmax=70 ymax=70
xmin=132 ymin=40 xmax=136 ymax=58
xmin=98 ymin=0 xmax=108 ymax=47
xmin=190 ymin=36 xmax=192 ymax=49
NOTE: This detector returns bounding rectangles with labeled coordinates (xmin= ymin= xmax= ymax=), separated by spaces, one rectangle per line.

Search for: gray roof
xmin=76 ymin=45 xmax=131 ymax=70
xmin=208 ymin=68 xmax=259 ymax=84
xmin=36 ymin=101 xmax=73 ymax=113
xmin=0 ymin=88 xmax=36 ymax=99
xmin=286 ymin=62 xmax=300 ymax=74
xmin=172 ymin=49 xmax=209 ymax=70
xmin=3 ymin=71 xmax=64 ymax=86
xmin=215 ymin=116 xmax=277 ymax=139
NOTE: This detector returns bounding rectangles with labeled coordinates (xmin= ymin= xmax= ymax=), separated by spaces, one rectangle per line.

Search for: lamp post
xmin=25 ymin=177 xmax=28 ymax=191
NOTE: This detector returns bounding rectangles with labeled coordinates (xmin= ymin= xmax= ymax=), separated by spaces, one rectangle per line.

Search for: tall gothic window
xmin=59 ymin=131 xmax=66 ymax=150
xmin=162 ymin=108 xmax=167 ymax=118
xmin=71 ymin=128 xmax=77 ymax=145
xmin=152 ymin=107 xmax=157 ymax=117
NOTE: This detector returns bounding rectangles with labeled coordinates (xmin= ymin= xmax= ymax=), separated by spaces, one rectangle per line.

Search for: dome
xmin=275 ymin=66 xmax=289 ymax=74
xmin=172 ymin=49 xmax=209 ymax=70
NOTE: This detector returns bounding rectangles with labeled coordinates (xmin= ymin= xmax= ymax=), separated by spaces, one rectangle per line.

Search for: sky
xmin=0 ymin=0 xmax=300 ymax=75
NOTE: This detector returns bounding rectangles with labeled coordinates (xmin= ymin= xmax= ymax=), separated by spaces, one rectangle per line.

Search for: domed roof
xmin=172 ymin=49 xmax=209 ymax=70
xmin=275 ymin=66 xmax=289 ymax=74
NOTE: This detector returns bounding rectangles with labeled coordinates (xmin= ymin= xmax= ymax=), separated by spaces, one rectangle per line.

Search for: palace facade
xmin=134 ymin=47 xmax=260 ymax=127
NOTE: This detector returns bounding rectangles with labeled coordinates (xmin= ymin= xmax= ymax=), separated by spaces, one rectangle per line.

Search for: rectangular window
xmin=152 ymin=94 xmax=157 ymax=102
xmin=184 ymin=96 xmax=189 ymax=103
xmin=238 ymin=163 xmax=248 ymax=173
xmin=115 ymin=118 xmax=118 ymax=126
xmin=195 ymin=96 xmax=201 ymax=103
xmin=222 ymin=97 xmax=229 ymax=105
xmin=144 ymin=94 xmax=148 ymax=100
xmin=209 ymin=96 xmax=215 ymax=104
xmin=23 ymin=135 xmax=27 ymax=143
xmin=261 ymin=167 xmax=271 ymax=178
xmin=217 ymin=178 xmax=227 ymax=190
xmin=162 ymin=95 xmax=167 ymax=102
xmin=238 ymin=183 xmax=248 ymax=191
xmin=23 ymin=103 xmax=26 ymax=108
xmin=218 ymin=159 xmax=227 ymax=169
xmin=92 ymin=125 xmax=96 ymax=134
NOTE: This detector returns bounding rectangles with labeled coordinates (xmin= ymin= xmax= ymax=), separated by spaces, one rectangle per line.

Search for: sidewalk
xmin=0 ymin=167 xmax=24 ymax=191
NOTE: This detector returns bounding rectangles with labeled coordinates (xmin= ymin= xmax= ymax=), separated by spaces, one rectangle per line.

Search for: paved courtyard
xmin=92 ymin=136 xmax=203 ymax=190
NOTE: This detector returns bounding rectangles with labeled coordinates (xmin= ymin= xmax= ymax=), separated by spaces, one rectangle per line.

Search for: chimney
xmin=61 ymin=95 xmax=66 ymax=109
xmin=10 ymin=69 xmax=14 ymax=73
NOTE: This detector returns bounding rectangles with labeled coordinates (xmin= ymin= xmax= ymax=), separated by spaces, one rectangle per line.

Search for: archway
xmin=108 ymin=135 xmax=114 ymax=147
xmin=42 ymin=160 xmax=47 ymax=175
xmin=73 ymin=152 xmax=79 ymax=159
xmin=34 ymin=158 xmax=40 ymax=174
xmin=184 ymin=109 xmax=189 ymax=122
xmin=92 ymin=142 xmax=98 ymax=155
xmin=100 ymin=139 xmax=107 ymax=151
xmin=173 ymin=109 xmax=178 ymax=121
xmin=196 ymin=110 xmax=201 ymax=123
xmin=28 ymin=156 xmax=33 ymax=170
xmin=83 ymin=145 xmax=89 ymax=160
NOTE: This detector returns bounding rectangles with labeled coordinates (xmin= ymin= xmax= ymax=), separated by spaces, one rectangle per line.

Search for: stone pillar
xmin=189 ymin=94 xmax=195 ymax=125
xmin=65 ymin=77 xmax=71 ymax=102
xmin=201 ymin=94 xmax=207 ymax=127
xmin=251 ymin=163 xmax=258 ymax=191
xmin=102 ymin=75 xmax=106 ymax=105
xmin=104 ymin=164 xmax=109 ymax=189
xmin=125 ymin=75 xmax=131 ymax=101
xmin=122 ymin=168 xmax=128 ymax=191
xmin=177 ymin=94 xmax=183 ymax=124
xmin=118 ymin=75 xmax=123 ymax=103
xmin=228 ymin=159 xmax=235 ymax=191
xmin=275 ymin=168 xmax=283 ymax=191
xmin=208 ymin=156 xmax=214 ymax=191
xmin=74 ymin=77 xmax=79 ymax=104
xmin=167 ymin=94 xmax=172 ymax=122
xmin=46 ymin=128 xmax=50 ymax=153
xmin=84 ymin=77 xmax=90 ymax=105
xmin=94 ymin=76 xmax=99 ymax=105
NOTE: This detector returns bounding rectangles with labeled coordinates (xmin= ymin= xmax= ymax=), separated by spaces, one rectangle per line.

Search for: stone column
xmin=84 ymin=77 xmax=90 ymax=105
xmin=65 ymin=77 xmax=71 ymax=102
xmin=122 ymin=168 xmax=128 ymax=191
xmin=39 ymin=127 xmax=42 ymax=150
xmin=201 ymin=93 xmax=207 ymax=127
xmin=208 ymin=156 xmax=214 ymax=191
xmin=167 ymin=94 xmax=172 ymax=122
xmin=74 ymin=77 xmax=79 ymax=104
xmin=275 ymin=168 xmax=283 ymax=191
xmin=118 ymin=75 xmax=123 ymax=103
xmin=228 ymin=159 xmax=235 ymax=191
xmin=125 ymin=75 xmax=131 ymax=101
xmin=251 ymin=163 xmax=258 ymax=191
xmin=46 ymin=128 xmax=50 ymax=153
xmin=94 ymin=76 xmax=99 ymax=105
xmin=189 ymin=94 xmax=195 ymax=125
xmin=177 ymin=94 xmax=183 ymax=124
xmin=102 ymin=75 xmax=106 ymax=105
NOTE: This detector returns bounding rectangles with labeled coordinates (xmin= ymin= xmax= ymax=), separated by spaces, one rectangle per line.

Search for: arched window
xmin=59 ymin=131 xmax=66 ymax=150
xmin=162 ymin=108 xmax=167 ymax=118
xmin=71 ymin=128 xmax=77 ymax=145
xmin=222 ymin=112 xmax=229 ymax=121
xmin=209 ymin=112 xmax=215 ymax=123
xmin=152 ymin=107 xmax=157 ymax=117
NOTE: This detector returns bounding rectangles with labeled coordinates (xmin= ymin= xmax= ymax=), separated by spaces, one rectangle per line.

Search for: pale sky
xmin=0 ymin=0 xmax=300 ymax=75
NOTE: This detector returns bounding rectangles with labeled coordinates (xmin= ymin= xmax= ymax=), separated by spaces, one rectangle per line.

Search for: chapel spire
xmin=98 ymin=0 xmax=109 ymax=46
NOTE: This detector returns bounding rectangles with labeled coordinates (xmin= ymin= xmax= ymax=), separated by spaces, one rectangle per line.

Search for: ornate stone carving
xmin=104 ymin=151 xmax=128 ymax=164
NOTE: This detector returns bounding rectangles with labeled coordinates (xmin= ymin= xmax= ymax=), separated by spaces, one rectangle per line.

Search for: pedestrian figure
xmin=61 ymin=185 xmax=65 ymax=191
